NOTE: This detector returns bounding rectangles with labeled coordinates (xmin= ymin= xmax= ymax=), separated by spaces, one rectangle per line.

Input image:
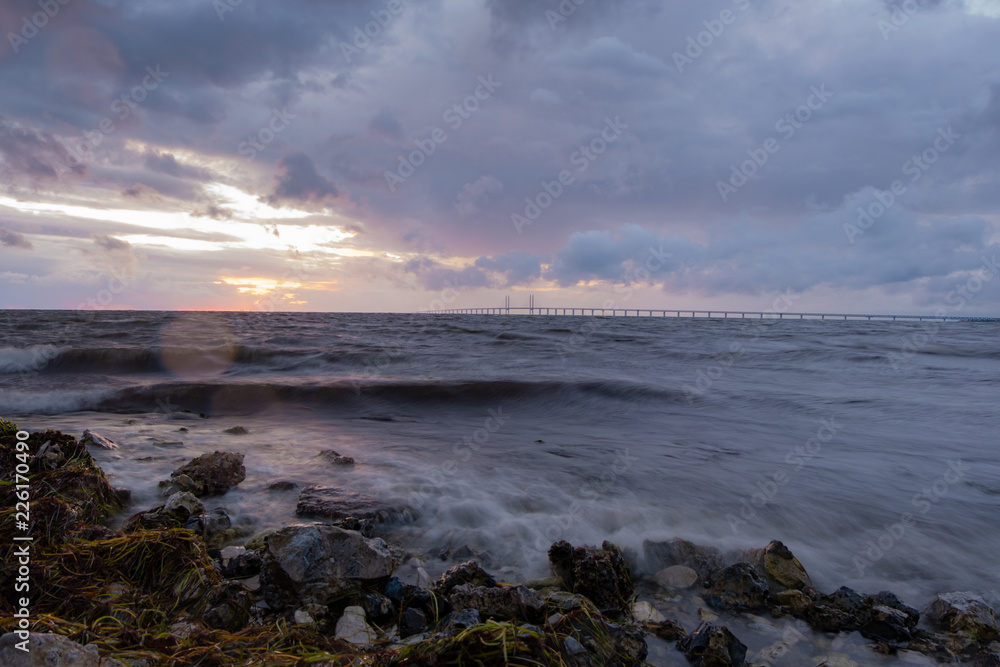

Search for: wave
xmin=0 ymin=377 xmax=688 ymax=416
xmin=0 ymin=345 xmax=65 ymax=373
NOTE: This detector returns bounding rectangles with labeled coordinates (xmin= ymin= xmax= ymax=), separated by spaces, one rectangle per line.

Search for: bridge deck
xmin=427 ymin=307 xmax=999 ymax=322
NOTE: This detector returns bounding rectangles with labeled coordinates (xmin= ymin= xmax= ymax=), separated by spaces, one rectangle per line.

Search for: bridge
xmin=429 ymin=296 xmax=1000 ymax=322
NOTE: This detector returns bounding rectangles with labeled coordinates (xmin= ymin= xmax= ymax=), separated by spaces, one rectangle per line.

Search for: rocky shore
xmin=1 ymin=420 xmax=998 ymax=666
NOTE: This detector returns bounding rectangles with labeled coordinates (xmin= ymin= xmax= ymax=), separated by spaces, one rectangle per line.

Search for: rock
xmin=704 ymin=562 xmax=769 ymax=611
xmin=266 ymin=481 xmax=298 ymax=492
xmin=648 ymin=619 xmax=687 ymax=641
xmin=653 ymin=565 xmax=699 ymax=589
xmin=545 ymin=590 xmax=602 ymax=616
xmin=203 ymin=582 xmax=253 ymax=631
xmin=771 ymin=589 xmax=814 ymax=616
xmin=740 ymin=540 xmax=813 ymax=592
xmin=552 ymin=610 xmax=648 ymax=666
xmin=223 ymin=550 xmax=262 ymax=579
xmin=355 ymin=591 xmax=395 ymax=626
xmin=548 ymin=540 xmax=635 ymax=613
xmin=295 ymin=485 xmax=415 ymax=524
xmin=0 ymin=632 xmax=128 ymax=666
xmin=643 ymin=538 xmax=724 ymax=580
xmin=165 ymin=491 xmax=205 ymax=517
xmin=121 ymin=491 xmax=204 ymax=532
xmin=434 ymin=560 xmax=498 ymax=596
xmin=697 ymin=607 xmax=720 ymax=623
xmin=319 ymin=449 xmax=355 ymax=465
xmin=632 ymin=601 xmax=666 ymax=623
xmin=448 ymin=583 xmax=547 ymax=624
xmin=245 ymin=528 xmax=278 ymax=550
xmin=437 ymin=609 xmax=481 ymax=637
xmin=335 ymin=606 xmax=375 ymax=644
xmin=400 ymin=607 xmax=427 ymax=638
xmin=438 ymin=544 xmax=493 ymax=564
xmin=220 ymin=545 xmax=245 ymax=561
xmin=860 ymin=604 xmax=913 ymax=644
xmin=259 ymin=525 xmax=395 ymax=611
xmin=294 ymin=609 xmax=314 ymax=624
xmin=928 ymin=592 xmax=1000 ymax=642
xmin=384 ymin=577 xmax=452 ymax=621
xmin=677 ymin=623 xmax=747 ymax=667
xmin=161 ymin=451 xmax=246 ymax=497
xmin=224 ymin=426 xmax=249 ymax=435
xmin=81 ymin=429 xmax=120 ymax=450
xmin=802 ymin=587 xmax=918 ymax=636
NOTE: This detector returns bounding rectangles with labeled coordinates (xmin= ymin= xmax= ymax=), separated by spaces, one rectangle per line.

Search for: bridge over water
xmin=430 ymin=299 xmax=999 ymax=322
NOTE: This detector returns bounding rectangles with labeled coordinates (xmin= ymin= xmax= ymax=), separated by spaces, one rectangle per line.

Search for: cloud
xmin=455 ymin=175 xmax=504 ymax=215
xmin=92 ymin=234 xmax=131 ymax=251
xmin=266 ymin=152 xmax=339 ymax=205
xmin=0 ymin=227 xmax=32 ymax=249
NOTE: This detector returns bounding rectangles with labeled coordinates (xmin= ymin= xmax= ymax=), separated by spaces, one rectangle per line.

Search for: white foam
xmin=0 ymin=345 xmax=63 ymax=373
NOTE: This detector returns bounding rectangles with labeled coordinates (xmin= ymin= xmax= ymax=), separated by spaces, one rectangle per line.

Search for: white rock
xmin=416 ymin=567 xmax=432 ymax=589
xmin=82 ymin=430 xmax=120 ymax=450
xmin=294 ymin=609 xmax=314 ymax=624
xmin=654 ymin=565 xmax=699 ymax=589
xmin=336 ymin=606 xmax=375 ymax=644
xmin=632 ymin=601 xmax=666 ymax=623
xmin=697 ymin=607 xmax=719 ymax=623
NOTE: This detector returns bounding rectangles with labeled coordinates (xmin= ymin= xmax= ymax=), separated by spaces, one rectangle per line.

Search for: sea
xmin=2 ymin=310 xmax=998 ymax=629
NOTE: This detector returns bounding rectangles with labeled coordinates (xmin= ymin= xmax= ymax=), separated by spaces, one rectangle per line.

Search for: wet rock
xmin=648 ymin=619 xmax=687 ymax=641
xmin=549 ymin=540 xmax=635 ymax=613
xmin=335 ymin=606 xmax=375 ymax=644
xmin=677 ymin=623 xmax=747 ymax=667
xmin=383 ymin=577 xmax=452 ymax=621
xmin=632 ymin=601 xmax=666 ymax=623
xmin=295 ymin=485 xmax=415 ymax=524
xmin=437 ymin=609 xmax=481 ymax=637
xmin=654 ymin=564 xmax=699 ymax=589
xmin=259 ymin=525 xmax=395 ymax=611
xmin=354 ymin=591 xmax=395 ymax=626
xmin=400 ymin=607 xmax=428 ymax=638
xmin=266 ymin=481 xmax=298 ymax=492
xmin=434 ymin=560 xmax=498 ymax=596
xmin=160 ymin=451 xmax=246 ymax=497
xmin=802 ymin=587 xmax=918 ymax=636
xmin=245 ymin=528 xmax=278 ymax=550
xmin=928 ymin=592 xmax=1000 ymax=642
xmin=770 ymin=589 xmax=814 ymax=616
xmin=553 ymin=609 xmax=647 ymax=666
xmin=224 ymin=426 xmax=249 ymax=435
xmin=331 ymin=515 xmax=376 ymax=538
xmin=859 ymin=604 xmax=913 ymax=644
xmin=202 ymin=582 xmax=252 ymax=631
xmin=0 ymin=633 xmax=128 ymax=666
xmin=740 ymin=540 xmax=813 ymax=592
xmin=81 ymin=429 xmax=120 ymax=450
xmin=122 ymin=491 xmax=205 ymax=532
xmin=545 ymin=590 xmax=602 ymax=616
xmin=438 ymin=544 xmax=493 ymax=565
xmin=643 ymin=538 xmax=724 ymax=580
xmin=223 ymin=550 xmax=262 ymax=579
xmin=319 ymin=449 xmax=355 ymax=465
xmin=704 ymin=562 xmax=769 ymax=611
xmin=448 ymin=583 xmax=547 ymax=624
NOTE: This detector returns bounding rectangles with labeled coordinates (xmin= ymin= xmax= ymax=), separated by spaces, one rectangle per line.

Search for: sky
xmin=1 ymin=0 xmax=999 ymax=314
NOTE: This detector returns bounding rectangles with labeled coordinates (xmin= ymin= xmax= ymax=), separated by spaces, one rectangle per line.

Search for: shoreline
xmin=2 ymin=421 xmax=999 ymax=666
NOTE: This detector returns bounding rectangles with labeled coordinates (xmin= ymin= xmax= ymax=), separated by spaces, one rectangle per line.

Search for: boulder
xmin=0 ymin=632 xmax=127 ymax=667
xmin=259 ymin=525 xmax=395 ymax=610
xmin=266 ymin=481 xmax=298 ymax=492
xmin=739 ymin=540 xmax=813 ymax=592
xmin=354 ymin=591 xmax=395 ymax=626
xmin=319 ymin=449 xmax=355 ymax=465
xmin=399 ymin=607 xmax=428 ymax=638
xmin=677 ymin=623 xmax=747 ymax=667
xmin=434 ymin=560 xmax=498 ymax=596
xmin=223 ymin=550 xmax=262 ymax=579
xmin=335 ymin=606 xmax=375 ymax=644
xmin=653 ymin=565 xmax=699 ymax=589
xmin=802 ymin=587 xmax=918 ymax=636
xmin=448 ymin=583 xmax=547 ymax=624
xmin=161 ymin=451 xmax=245 ymax=497
xmin=549 ymin=540 xmax=635 ymax=613
xmin=295 ymin=485 xmax=414 ymax=524
xmin=202 ymin=581 xmax=253 ymax=631
xmin=928 ymin=593 xmax=1000 ymax=642
xmin=704 ymin=562 xmax=769 ymax=611
xmin=80 ymin=430 xmax=119 ymax=450
xmin=642 ymin=538 xmax=724 ymax=580
xmin=224 ymin=426 xmax=249 ymax=435
xmin=553 ymin=610 xmax=648 ymax=666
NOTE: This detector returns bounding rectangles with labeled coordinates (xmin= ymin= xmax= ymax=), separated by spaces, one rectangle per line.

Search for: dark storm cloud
xmin=0 ymin=117 xmax=85 ymax=181
xmin=266 ymin=152 xmax=339 ymax=205
xmin=0 ymin=227 xmax=32 ymax=249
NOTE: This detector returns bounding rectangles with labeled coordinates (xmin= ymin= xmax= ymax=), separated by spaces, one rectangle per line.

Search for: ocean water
xmin=2 ymin=309 xmax=998 ymax=615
